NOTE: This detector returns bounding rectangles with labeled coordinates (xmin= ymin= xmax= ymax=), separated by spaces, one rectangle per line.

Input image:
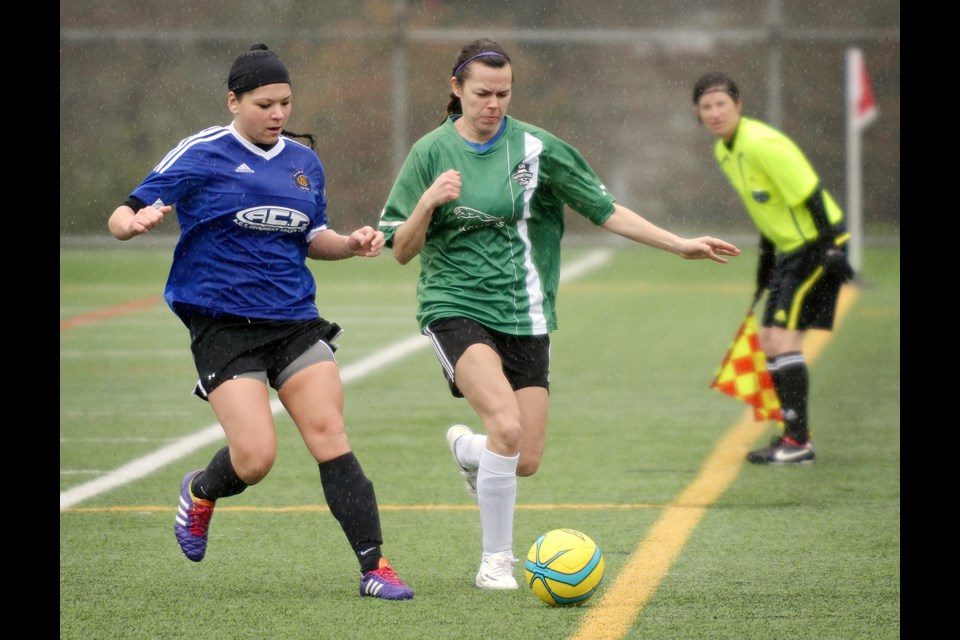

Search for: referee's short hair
xmin=692 ymin=72 xmax=740 ymax=105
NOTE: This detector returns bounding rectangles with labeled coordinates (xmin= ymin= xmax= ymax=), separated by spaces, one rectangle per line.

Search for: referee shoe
xmin=747 ymin=436 xmax=816 ymax=464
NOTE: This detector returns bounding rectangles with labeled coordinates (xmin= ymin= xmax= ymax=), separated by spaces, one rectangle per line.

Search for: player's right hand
xmin=424 ymin=170 xmax=461 ymax=209
xmin=130 ymin=204 xmax=170 ymax=236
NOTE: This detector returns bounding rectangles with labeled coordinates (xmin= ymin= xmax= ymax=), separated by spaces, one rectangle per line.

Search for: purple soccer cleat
xmin=359 ymin=558 xmax=414 ymax=600
xmin=174 ymin=469 xmax=215 ymax=562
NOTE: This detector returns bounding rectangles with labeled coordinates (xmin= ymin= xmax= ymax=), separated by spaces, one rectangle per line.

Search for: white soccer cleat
xmin=475 ymin=551 xmax=519 ymax=590
xmin=446 ymin=424 xmax=478 ymax=499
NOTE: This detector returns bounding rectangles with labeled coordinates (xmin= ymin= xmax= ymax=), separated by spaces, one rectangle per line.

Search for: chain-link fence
xmin=60 ymin=0 xmax=900 ymax=240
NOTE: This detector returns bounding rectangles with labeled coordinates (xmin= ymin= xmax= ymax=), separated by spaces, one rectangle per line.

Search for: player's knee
xmin=233 ymin=449 xmax=276 ymax=484
xmin=486 ymin=419 xmax=523 ymax=452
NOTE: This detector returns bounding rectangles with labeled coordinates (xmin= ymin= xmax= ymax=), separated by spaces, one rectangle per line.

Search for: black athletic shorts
xmin=188 ymin=313 xmax=342 ymax=401
xmin=764 ymin=243 xmax=845 ymax=331
xmin=423 ymin=317 xmax=550 ymax=398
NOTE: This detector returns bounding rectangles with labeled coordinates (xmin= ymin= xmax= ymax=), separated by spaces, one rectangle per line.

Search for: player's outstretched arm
xmin=600 ymin=204 xmax=740 ymax=263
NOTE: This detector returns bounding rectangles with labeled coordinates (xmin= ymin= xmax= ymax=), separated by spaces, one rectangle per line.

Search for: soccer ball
xmin=524 ymin=528 xmax=605 ymax=606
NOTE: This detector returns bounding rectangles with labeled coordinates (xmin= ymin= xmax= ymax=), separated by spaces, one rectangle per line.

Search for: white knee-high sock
xmin=477 ymin=447 xmax=518 ymax=559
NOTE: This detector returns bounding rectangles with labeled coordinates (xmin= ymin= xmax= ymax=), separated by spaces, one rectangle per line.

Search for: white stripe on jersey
xmin=153 ymin=126 xmax=231 ymax=174
xmin=518 ymin=132 xmax=547 ymax=334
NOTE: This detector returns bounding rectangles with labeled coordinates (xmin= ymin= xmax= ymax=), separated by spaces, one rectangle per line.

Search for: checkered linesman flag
xmin=710 ymin=309 xmax=783 ymax=422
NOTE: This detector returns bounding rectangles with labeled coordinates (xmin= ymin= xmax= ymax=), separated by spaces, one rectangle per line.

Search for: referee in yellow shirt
xmin=693 ymin=71 xmax=854 ymax=464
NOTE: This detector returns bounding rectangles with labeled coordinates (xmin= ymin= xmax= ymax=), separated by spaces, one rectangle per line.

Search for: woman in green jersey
xmin=379 ymin=38 xmax=740 ymax=590
xmin=692 ymin=71 xmax=855 ymax=466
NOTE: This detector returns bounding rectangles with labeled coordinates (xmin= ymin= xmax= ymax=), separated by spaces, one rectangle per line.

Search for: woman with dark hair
xmin=692 ymin=70 xmax=854 ymax=465
xmin=379 ymin=38 xmax=740 ymax=590
xmin=108 ymin=44 xmax=414 ymax=600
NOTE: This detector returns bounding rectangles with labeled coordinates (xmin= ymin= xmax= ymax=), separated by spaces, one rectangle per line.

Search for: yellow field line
xmin=570 ymin=284 xmax=860 ymax=640
xmin=61 ymin=502 xmax=668 ymax=514
xmin=59 ymin=284 xmax=861 ymax=640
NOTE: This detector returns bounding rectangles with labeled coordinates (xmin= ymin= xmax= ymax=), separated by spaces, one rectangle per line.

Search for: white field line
xmin=60 ymin=249 xmax=613 ymax=511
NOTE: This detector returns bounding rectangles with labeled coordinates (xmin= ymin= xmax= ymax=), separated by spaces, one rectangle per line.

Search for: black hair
xmin=446 ymin=38 xmax=513 ymax=116
xmin=692 ymin=71 xmax=740 ymax=105
xmin=228 ymin=44 xmax=291 ymax=96
xmin=283 ymin=130 xmax=317 ymax=153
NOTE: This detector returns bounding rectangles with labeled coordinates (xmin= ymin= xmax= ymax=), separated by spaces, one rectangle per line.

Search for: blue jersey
xmin=130 ymin=124 xmax=329 ymax=323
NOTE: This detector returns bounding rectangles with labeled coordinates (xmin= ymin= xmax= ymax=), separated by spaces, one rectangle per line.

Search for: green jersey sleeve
xmin=533 ymin=128 xmax=616 ymax=225
xmin=378 ymin=142 xmax=435 ymax=247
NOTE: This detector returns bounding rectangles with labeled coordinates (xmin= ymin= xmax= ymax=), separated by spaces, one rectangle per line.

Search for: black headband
xmin=228 ymin=44 xmax=290 ymax=95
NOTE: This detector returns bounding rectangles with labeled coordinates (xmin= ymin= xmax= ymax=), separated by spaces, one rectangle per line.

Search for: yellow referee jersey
xmin=714 ymin=117 xmax=844 ymax=252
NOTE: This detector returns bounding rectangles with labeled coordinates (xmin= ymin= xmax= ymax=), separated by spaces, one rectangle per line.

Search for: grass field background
xmin=60 ymin=239 xmax=900 ymax=640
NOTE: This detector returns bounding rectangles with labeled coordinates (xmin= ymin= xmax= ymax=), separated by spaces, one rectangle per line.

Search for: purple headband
xmin=454 ymin=51 xmax=510 ymax=77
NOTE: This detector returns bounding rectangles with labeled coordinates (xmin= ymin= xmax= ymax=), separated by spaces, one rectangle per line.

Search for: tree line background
xmin=60 ymin=0 xmax=900 ymax=240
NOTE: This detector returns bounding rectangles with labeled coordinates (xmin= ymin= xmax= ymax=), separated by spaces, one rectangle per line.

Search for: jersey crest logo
xmin=512 ymin=162 xmax=534 ymax=186
xmin=234 ymin=206 xmax=310 ymax=234
xmin=453 ymin=206 xmax=505 ymax=230
xmin=752 ymin=190 xmax=770 ymax=204
xmin=292 ymin=169 xmax=311 ymax=192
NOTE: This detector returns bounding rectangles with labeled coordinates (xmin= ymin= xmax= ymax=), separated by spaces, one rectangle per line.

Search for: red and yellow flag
xmin=710 ymin=309 xmax=782 ymax=421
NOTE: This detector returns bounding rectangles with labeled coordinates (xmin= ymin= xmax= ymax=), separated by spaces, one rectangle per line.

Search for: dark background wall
xmin=60 ymin=0 xmax=900 ymax=239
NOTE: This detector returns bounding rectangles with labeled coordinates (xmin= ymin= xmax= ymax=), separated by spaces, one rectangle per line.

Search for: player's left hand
xmin=347 ymin=226 xmax=385 ymax=257
xmin=680 ymin=237 xmax=741 ymax=263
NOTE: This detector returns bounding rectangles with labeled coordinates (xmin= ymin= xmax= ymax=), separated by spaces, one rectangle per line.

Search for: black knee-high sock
xmin=769 ymin=352 xmax=810 ymax=443
xmin=319 ymin=452 xmax=384 ymax=574
xmin=191 ymin=446 xmax=248 ymax=501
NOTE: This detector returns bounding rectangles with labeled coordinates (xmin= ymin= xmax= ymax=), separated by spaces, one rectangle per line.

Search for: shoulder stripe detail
xmin=154 ymin=126 xmax=231 ymax=174
xmin=282 ymin=135 xmax=312 ymax=151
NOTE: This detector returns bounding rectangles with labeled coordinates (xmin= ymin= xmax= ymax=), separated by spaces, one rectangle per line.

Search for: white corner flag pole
xmin=845 ymin=48 xmax=878 ymax=274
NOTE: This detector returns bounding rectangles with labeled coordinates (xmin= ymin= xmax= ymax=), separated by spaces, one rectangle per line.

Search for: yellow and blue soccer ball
xmin=524 ymin=528 xmax=605 ymax=606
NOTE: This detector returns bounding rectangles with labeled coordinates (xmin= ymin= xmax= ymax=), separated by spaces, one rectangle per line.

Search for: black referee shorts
xmin=764 ymin=243 xmax=845 ymax=331
xmin=423 ymin=317 xmax=550 ymax=398
xmin=188 ymin=313 xmax=342 ymax=400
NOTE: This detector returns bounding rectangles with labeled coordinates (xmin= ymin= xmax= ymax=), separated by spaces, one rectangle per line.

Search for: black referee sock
xmin=192 ymin=446 xmax=248 ymax=501
xmin=319 ymin=452 xmax=384 ymax=574
xmin=769 ymin=352 xmax=810 ymax=443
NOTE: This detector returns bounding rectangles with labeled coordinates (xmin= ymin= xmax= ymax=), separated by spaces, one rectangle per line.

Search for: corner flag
xmin=849 ymin=49 xmax=878 ymax=130
xmin=710 ymin=309 xmax=782 ymax=422
xmin=845 ymin=48 xmax=879 ymax=274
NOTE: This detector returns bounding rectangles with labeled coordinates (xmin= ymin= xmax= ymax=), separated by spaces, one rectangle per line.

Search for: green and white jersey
xmin=714 ymin=117 xmax=844 ymax=253
xmin=379 ymin=116 xmax=616 ymax=335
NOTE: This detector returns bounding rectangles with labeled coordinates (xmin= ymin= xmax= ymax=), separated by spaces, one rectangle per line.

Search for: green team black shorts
xmin=423 ymin=317 xmax=550 ymax=398
xmin=764 ymin=243 xmax=845 ymax=331
xmin=188 ymin=313 xmax=342 ymax=400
